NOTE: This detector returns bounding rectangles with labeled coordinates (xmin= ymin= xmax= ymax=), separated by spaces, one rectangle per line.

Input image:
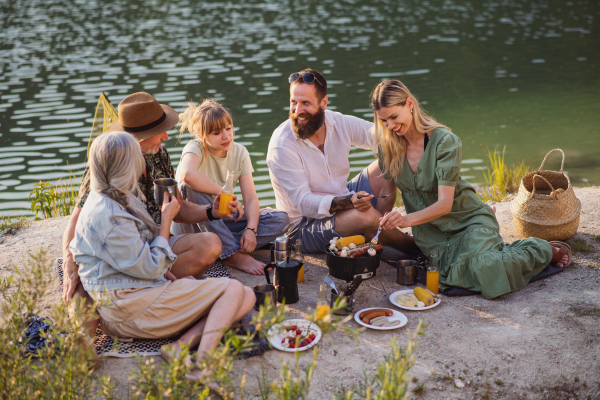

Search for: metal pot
xmin=325 ymin=245 xmax=381 ymax=282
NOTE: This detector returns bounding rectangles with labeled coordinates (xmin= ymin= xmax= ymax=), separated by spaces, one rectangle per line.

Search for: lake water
xmin=1 ymin=0 xmax=598 ymax=215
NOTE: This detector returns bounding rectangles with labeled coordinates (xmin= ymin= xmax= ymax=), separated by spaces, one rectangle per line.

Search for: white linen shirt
xmin=267 ymin=110 xmax=375 ymax=228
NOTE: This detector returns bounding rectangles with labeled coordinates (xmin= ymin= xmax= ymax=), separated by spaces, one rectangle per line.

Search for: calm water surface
xmin=1 ymin=0 xmax=598 ymax=215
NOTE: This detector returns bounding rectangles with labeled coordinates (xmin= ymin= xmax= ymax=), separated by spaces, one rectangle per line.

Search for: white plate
xmin=267 ymin=319 xmax=322 ymax=352
xmin=354 ymin=307 xmax=408 ymax=330
xmin=389 ymin=289 xmax=442 ymax=311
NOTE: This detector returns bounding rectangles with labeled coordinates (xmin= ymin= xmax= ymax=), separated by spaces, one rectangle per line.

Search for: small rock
xmin=455 ymin=379 xmax=465 ymax=388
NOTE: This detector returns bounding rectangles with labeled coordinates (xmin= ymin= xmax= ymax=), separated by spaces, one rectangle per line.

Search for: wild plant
xmin=28 ymin=174 xmax=78 ymax=219
xmin=0 ymin=214 xmax=28 ymax=236
xmin=477 ymin=145 xmax=529 ymax=202
xmin=333 ymin=320 xmax=426 ymax=400
xmin=0 ymin=248 xmax=116 ymax=399
xmin=2 ymin=249 xmax=425 ymax=399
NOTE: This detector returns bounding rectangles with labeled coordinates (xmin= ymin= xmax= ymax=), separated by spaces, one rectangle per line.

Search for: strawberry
xmin=309 ymin=334 xmax=316 ymax=340
xmin=296 ymin=329 xmax=302 ymax=335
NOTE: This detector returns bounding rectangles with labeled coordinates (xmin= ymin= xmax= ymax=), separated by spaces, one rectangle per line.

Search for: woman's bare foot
xmin=550 ymin=246 xmax=569 ymax=268
xmin=77 ymin=336 xmax=101 ymax=370
xmin=185 ymin=370 xmax=223 ymax=395
xmin=160 ymin=342 xmax=192 ymax=367
xmin=225 ymin=252 xmax=265 ymax=275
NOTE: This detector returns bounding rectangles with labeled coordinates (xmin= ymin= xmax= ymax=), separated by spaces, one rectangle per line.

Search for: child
xmin=173 ymin=99 xmax=289 ymax=275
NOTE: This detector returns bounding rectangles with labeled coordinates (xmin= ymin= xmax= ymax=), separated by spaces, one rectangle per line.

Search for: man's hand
xmin=213 ymin=193 xmax=239 ymax=219
xmin=239 ymin=229 xmax=257 ymax=254
xmin=351 ymin=191 xmax=374 ymax=212
xmin=62 ymin=256 xmax=80 ymax=302
xmin=379 ymin=210 xmax=409 ymax=230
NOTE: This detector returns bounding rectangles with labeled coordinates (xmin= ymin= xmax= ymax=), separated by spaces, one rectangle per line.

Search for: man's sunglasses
xmin=288 ymin=72 xmax=324 ymax=88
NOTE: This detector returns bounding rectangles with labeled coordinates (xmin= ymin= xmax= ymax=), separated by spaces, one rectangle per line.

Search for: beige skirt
xmin=93 ymin=278 xmax=230 ymax=339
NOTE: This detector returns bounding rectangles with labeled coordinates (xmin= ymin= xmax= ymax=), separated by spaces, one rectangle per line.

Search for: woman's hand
xmin=62 ymin=256 xmax=80 ymax=302
xmin=379 ymin=210 xmax=409 ymax=230
xmin=351 ymin=191 xmax=373 ymax=212
xmin=239 ymin=228 xmax=257 ymax=254
xmin=161 ymin=192 xmax=180 ymax=223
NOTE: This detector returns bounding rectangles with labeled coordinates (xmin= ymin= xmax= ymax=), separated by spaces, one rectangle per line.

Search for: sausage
xmin=349 ymin=245 xmax=383 ymax=258
xmin=362 ymin=310 xmax=387 ymax=324
xmin=370 ymin=316 xmax=389 ymax=326
xmin=359 ymin=308 xmax=393 ymax=319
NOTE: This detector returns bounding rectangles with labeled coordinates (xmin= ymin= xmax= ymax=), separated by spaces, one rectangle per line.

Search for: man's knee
xmin=195 ymin=232 xmax=221 ymax=261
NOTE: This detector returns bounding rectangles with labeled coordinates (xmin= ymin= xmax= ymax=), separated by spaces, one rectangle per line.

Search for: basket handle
xmin=531 ymin=174 xmax=558 ymax=199
xmin=537 ymin=149 xmax=565 ymax=174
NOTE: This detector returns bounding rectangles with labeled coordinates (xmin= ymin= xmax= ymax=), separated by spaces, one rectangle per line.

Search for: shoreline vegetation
xmin=0 ymin=248 xmax=425 ymax=399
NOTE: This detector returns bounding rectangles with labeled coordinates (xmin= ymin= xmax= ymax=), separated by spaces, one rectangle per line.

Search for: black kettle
xmin=264 ymin=258 xmax=302 ymax=304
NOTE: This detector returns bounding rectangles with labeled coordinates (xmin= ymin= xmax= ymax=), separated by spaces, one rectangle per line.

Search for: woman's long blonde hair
xmin=179 ymin=99 xmax=233 ymax=148
xmin=89 ymin=131 xmax=159 ymax=236
xmin=371 ymin=80 xmax=449 ymax=178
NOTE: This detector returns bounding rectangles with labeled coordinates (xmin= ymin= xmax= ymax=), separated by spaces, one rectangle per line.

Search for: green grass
xmin=569 ymin=238 xmax=594 ymax=254
xmin=477 ymin=145 xmax=530 ymax=203
xmin=0 ymin=215 xmax=28 ymax=236
xmin=29 ymin=174 xmax=78 ymax=219
xmin=412 ymin=383 xmax=425 ymax=394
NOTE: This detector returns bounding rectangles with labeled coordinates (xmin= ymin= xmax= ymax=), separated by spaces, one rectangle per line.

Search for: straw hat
xmin=109 ymin=92 xmax=179 ymax=141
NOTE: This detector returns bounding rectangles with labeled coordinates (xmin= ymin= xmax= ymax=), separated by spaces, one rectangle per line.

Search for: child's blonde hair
xmin=179 ymin=99 xmax=233 ymax=144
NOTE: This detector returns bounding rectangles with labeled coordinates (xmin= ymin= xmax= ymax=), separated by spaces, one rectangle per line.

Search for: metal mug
xmin=396 ymin=260 xmax=425 ymax=286
xmin=153 ymin=178 xmax=179 ymax=207
xmin=330 ymin=289 xmax=355 ymax=315
xmin=253 ymin=284 xmax=277 ymax=311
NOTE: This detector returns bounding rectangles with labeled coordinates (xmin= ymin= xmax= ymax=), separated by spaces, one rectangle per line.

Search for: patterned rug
xmin=57 ymin=257 xmax=229 ymax=358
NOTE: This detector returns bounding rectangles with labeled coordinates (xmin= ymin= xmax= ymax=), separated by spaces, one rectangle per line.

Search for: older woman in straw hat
xmin=372 ymin=80 xmax=569 ymax=299
xmin=70 ymin=131 xmax=255 ymax=370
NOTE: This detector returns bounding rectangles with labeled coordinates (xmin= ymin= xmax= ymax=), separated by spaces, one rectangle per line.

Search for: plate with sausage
xmin=354 ymin=307 xmax=407 ymax=330
xmin=267 ymin=319 xmax=322 ymax=352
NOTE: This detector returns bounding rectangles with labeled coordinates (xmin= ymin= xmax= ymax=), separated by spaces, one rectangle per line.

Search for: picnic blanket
xmin=56 ymin=257 xmax=230 ymax=358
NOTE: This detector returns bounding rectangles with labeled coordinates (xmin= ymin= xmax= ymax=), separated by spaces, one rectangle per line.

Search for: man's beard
xmin=290 ymin=107 xmax=325 ymax=140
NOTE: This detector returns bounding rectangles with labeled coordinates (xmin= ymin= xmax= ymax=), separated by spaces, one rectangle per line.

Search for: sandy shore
xmin=1 ymin=188 xmax=599 ymax=399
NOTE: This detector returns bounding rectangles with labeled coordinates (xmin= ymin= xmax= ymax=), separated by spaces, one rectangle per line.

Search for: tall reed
xmin=29 ymin=173 xmax=78 ymax=219
xmin=477 ymin=145 xmax=530 ymax=203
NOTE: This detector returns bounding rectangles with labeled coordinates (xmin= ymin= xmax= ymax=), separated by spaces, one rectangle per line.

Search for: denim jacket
xmin=70 ymin=190 xmax=176 ymax=291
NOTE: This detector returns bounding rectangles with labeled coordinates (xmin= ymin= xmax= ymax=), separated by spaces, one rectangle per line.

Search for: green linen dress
xmin=379 ymin=128 xmax=552 ymax=299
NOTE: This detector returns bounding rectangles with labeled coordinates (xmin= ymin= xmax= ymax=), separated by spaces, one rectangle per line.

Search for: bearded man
xmin=267 ymin=69 xmax=419 ymax=254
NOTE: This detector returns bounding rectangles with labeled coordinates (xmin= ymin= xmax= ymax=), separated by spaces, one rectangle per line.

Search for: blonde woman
xmin=69 ymin=131 xmax=255 ymax=371
xmin=173 ymin=99 xmax=289 ymax=275
xmin=372 ymin=80 xmax=569 ymax=299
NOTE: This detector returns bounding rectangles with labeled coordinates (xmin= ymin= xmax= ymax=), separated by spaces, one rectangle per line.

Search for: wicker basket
xmin=510 ymin=149 xmax=581 ymax=241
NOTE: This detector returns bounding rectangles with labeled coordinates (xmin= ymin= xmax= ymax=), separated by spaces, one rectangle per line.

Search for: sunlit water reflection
xmin=0 ymin=0 xmax=598 ymax=215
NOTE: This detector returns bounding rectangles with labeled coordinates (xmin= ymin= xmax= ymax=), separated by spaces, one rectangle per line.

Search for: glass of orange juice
xmin=316 ymin=284 xmax=330 ymax=320
xmin=426 ymin=251 xmax=439 ymax=294
xmin=218 ymin=170 xmax=235 ymax=215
